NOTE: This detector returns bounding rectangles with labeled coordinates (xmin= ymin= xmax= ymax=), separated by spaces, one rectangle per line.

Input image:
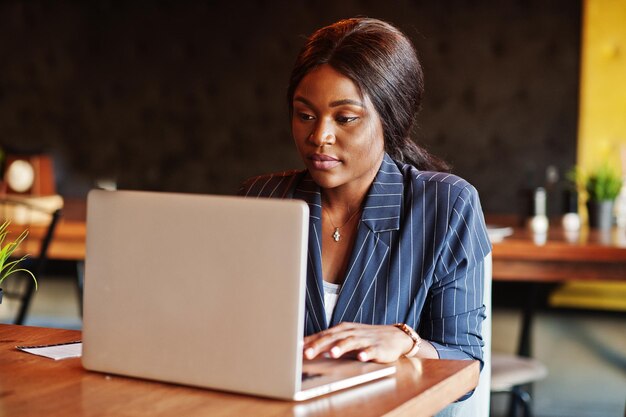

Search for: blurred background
xmin=0 ymin=0 xmax=583 ymax=216
xmin=1 ymin=1 xmax=625 ymax=417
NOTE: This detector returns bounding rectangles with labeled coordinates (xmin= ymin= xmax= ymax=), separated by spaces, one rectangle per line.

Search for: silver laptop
xmin=82 ymin=189 xmax=395 ymax=401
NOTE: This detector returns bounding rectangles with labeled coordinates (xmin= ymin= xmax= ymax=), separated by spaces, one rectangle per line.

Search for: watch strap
xmin=393 ymin=323 xmax=422 ymax=357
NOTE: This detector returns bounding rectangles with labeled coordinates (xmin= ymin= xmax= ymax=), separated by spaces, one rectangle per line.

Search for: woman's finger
xmin=328 ymin=335 xmax=372 ymax=358
xmin=303 ymin=322 xmax=357 ymax=344
xmin=357 ymin=346 xmax=377 ymax=362
xmin=304 ymin=330 xmax=352 ymax=358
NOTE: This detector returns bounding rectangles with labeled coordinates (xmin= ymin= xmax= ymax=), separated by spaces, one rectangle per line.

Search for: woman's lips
xmin=309 ymin=154 xmax=341 ymax=170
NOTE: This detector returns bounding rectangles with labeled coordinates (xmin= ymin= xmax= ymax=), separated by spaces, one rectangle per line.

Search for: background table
xmin=492 ymin=226 xmax=626 ymax=283
xmin=0 ymin=324 xmax=479 ymax=417
xmin=491 ymin=225 xmax=626 ymax=356
xmin=9 ymin=197 xmax=86 ymax=261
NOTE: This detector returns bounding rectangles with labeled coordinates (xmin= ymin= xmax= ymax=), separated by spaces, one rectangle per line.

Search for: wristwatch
xmin=393 ymin=323 xmax=422 ymax=357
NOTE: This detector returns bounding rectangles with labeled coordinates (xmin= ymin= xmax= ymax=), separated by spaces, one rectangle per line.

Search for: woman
xmin=240 ymin=18 xmax=490 ymax=368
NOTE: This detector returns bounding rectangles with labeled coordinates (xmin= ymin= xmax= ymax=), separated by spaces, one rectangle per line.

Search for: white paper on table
xmin=486 ymin=225 xmax=514 ymax=243
xmin=16 ymin=341 xmax=82 ymax=360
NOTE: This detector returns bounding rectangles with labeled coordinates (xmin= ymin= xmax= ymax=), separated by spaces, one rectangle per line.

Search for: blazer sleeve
xmin=419 ymin=184 xmax=492 ymax=363
xmin=238 ymin=171 xmax=304 ymax=198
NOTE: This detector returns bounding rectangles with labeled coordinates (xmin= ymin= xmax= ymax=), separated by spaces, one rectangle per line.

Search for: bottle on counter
xmin=561 ymin=189 xmax=581 ymax=232
xmin=529 ymin=187 xmax=549 ymax=235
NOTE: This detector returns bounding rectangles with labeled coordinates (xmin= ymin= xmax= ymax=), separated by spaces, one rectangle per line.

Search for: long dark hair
xmin=287 ymin=17 xmax=449 ymax=172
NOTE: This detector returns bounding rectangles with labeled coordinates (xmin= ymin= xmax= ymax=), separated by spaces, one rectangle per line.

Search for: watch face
xmin=6 ymin=159 xmax=35 ymax=193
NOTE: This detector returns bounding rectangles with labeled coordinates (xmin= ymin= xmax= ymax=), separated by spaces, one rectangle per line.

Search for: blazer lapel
xmin=293 ymin=174 xmax=327 ymax=333
xmin=330 ymin=154 xmax=404 ymax=326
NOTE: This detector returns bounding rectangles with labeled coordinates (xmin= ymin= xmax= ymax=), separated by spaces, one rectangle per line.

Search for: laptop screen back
xmin=82 ymin=190 xmax=309 ymax=399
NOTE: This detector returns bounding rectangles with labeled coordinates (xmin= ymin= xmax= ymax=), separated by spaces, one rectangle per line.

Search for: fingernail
xmin=330 ymin=347 xmax=341 ymax=358
xmin=358 ymin=352 xmax=368 ymax=362
xmin=304 ymin=348 xmax=314 ymax=359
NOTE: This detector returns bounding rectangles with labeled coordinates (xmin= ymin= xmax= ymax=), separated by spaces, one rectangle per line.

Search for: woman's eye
xmin=337 ymin=116 xmax=359 ymax=124
xmin=297 ymin=112 xmax=314 ymax=121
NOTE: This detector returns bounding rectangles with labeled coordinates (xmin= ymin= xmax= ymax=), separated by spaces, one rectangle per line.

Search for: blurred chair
xmin=491 ymin=352 xmax=548 ymax=417
xmin=1 ymin=199 xmax=62 ymax=325
xmin=488 ymin=254 xmax=548 ymax=417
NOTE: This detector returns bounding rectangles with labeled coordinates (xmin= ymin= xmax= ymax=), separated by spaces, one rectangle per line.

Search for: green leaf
xmin=0 ymin=221 xmax=37 ymax=289
xmin=1 ymin=255 xmax=31 ymax=277
xmin=585 ymin=164 xmax=623 ymax=201
xmin=3 ymin=269 xmax=37 ymax=290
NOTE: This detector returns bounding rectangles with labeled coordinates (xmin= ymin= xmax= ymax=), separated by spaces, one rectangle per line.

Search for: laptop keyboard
xmin=302 ymin=372 xmax=322 ymax=381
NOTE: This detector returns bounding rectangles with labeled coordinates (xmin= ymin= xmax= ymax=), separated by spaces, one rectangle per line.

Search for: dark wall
xmin=0 ymin=0 xmax=581 ymax=214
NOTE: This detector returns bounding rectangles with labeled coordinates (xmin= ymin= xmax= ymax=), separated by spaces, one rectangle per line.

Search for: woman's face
xmin=292 ymin=64 xmax=385 ymax=194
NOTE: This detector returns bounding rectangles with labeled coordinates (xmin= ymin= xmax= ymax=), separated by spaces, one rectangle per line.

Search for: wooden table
xmin=11 ymin=220 xmax=86 ymax=261
xmin=492 ymin=226 xmax=626 ymax=283
xmin=491 ymin=225 xmax=626 ymax=356
xmin=0 ymin=324 xmax=479 ymax=417
xmin=9 ymin=197 xmax=86 ymax=261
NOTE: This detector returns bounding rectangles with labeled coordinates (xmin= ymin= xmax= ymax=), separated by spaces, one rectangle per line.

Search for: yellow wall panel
xmin=578 ymin=0 xmax=626 ymax=173
xmin=560 ymin=0 xmax=626 ymax=311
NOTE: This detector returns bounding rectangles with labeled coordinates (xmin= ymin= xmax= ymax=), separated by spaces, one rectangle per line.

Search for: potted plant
xmin=0 ymin=221 xmax=37 ymax=304
xmin=584 ymin=165 xmax=623 ymax=230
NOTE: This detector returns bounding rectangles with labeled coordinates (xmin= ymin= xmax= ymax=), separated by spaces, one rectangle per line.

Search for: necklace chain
xmin=322 ymin=206 xmax=361 ymax=242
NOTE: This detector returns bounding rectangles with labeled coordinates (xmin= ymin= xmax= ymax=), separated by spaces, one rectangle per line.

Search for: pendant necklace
xmin=322 ymin=206 xmax=361 ymax=242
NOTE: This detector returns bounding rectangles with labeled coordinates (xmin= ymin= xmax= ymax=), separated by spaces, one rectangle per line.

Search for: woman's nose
xmin=308 ymin=121 xmax=336 ymax=147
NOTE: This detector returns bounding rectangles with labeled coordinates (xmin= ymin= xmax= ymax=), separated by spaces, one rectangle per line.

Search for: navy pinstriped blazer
xmin=239 ymin=153 xmax=492 ymax=363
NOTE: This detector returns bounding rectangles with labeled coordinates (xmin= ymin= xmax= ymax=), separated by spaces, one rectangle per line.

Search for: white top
xmin=323 ymin=281 xmax=341 ymax=326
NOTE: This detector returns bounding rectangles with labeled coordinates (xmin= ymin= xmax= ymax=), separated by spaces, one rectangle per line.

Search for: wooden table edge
xmin=384 ymin=359 xmax=480 ymax=417
xmin=1 ymin=326 xmax=480 ymax=417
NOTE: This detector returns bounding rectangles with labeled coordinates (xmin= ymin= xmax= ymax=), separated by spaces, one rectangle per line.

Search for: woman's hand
xmin=303 ymin=322 xmax=415 ymax=363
